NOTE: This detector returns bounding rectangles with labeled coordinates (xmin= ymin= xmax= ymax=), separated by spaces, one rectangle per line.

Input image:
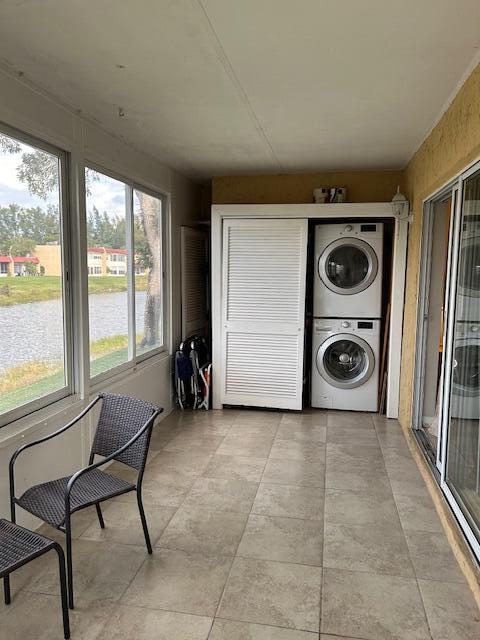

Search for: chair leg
xmin=136 ymin=491 xmax=152 ymax=554
xmin=53 ymin=544 xmax=70 ymax=640
xmin=3 ymin=575 xmax=11 ymax=605
xmin=95 ymin=503 xmax=105 ymax=529
xmin=65 ymin=518 xmax=74 ymax=610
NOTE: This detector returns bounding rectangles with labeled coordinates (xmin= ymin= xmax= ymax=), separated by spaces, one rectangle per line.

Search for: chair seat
xmin=0 ymin=519 xmax=55 ymax=576
xmin=17 ymin=469 xmax=135 ymax=528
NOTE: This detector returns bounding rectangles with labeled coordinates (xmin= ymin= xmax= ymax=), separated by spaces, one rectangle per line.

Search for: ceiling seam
xmin=196 ymin=0 xmax=284 ymax=173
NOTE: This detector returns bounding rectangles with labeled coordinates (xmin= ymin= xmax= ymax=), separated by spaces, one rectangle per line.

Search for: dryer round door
xmin=452 ymin=338 xmax=480 ymax=398
xmin=458 ymin=236 xmax=480 ymax=298
xmin=316 ymin=333 xmax=375 ymax=390
xmin=318 ymin=237 xmax=378 ymax=295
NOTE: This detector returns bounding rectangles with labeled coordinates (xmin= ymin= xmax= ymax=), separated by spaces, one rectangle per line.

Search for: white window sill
xmin=0 ymin=395 xmax=84 ymax=449
xmin=89 ymin=348 xmax=170 ymax=392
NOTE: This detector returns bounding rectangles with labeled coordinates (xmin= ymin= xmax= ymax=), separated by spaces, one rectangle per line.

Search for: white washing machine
xmin=450 ymin=322 xmax=480 ymax=420
xmin=311 ymin=318 xmax=380 ymax=412
xmin=456 ymin=214 xmax=480 ymax=322
xmin=314 ymin=222 xmax=383 ymax=318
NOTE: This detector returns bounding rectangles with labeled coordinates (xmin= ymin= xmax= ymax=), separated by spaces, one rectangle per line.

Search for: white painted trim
xmin=211 ymin=210 xmax=223 ymax=409
xmin=212 ymin=202 xmax=393 ymax=219
xmin=211 ymin=202 xmax=408 ymax=418
xmin=386 ymin=218 xmax=408 ymax=418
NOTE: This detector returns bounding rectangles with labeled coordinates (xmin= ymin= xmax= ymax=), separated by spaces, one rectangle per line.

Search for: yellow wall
xmin=212 ymin=170 xmax=404 ymax=204
xmin=399 ymin=64 xmax=480 ymax=427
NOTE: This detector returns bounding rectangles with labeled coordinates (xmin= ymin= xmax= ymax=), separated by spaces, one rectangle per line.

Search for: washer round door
xmin=318 ymin=237 xmax=378 ymax=295
xmin=452 ymin=338 xmax=480 ymax=398
xmin=316 ymin=333 xmax=375 ymax=389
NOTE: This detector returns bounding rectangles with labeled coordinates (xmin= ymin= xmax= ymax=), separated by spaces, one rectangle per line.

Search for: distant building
xmin=33 ymin=244 xmax=61 ymax=276
xmin=0 ymin=245 xmax=145 ymax=277
xmin=0 ymin=255 xmax=40 ymax=276
xmin=0 ymin=256 xmax=9 ymax=276
xmin=87 ymin=247 xmax=104 ymax=275
xmin=35 ymin=245 xmax=141 ymax=276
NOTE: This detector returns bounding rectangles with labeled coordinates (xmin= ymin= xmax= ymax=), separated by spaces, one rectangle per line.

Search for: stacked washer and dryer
xmin=311 ymin=222 xmax=384 ymax=412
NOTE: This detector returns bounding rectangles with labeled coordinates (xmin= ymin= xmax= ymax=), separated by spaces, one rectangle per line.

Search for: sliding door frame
xmin=415 ymin=157 xmax=480 ymax=562
xmin=412 ymin=183 xmax=458 ymax=470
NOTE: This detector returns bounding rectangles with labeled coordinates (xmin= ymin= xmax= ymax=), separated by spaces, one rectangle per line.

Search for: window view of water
xmin=0 ymin=133 xmax=162 ymax=418
xmin=0 ymin=290 xmax=147 ymax=374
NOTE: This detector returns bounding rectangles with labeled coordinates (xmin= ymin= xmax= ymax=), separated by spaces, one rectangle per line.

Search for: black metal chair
xmin=0 ymin=519 xmax=70 ymax=639
xmin=9 ymin=392 xmax=162 ymax=610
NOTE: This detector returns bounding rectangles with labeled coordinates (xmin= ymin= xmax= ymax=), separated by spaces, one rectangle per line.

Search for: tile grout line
xmin=373 ymin=418 xmax=435 ymax=640
xmin=206 ymin=412 xmax=282 ymax=639
xmin=319 ymin=418 xmax=328 ymax=636
xmin=119 ymin=411 xmax=238 ymax=640
xmin=109 ymin=412 xmax=233 ymax=619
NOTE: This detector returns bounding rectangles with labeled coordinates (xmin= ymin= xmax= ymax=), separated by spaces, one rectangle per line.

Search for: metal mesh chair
xmin=0 ymin=519 xmax=70 ymax=639
xmin=9 ymin=392 xmax=162 ymax=610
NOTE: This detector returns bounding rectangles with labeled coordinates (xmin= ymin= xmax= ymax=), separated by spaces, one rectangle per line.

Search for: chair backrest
xmin=91 ymin=393 xmax=160 ymax=471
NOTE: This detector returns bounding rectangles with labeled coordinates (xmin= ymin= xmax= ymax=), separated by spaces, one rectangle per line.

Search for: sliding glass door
xmin=416 ymin=161 xmax=480 ymax=560
xmin=442 ymin=167 xmax=480 ymax=551
xmin=414 ymin=194 xmax=454 ymax=466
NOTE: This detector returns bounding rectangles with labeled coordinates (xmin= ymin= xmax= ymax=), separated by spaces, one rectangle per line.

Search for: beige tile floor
xmin=2 ymin=409 xmax=480 ymax=639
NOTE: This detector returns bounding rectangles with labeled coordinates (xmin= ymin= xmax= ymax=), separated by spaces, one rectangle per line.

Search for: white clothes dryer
xmin=314 ymin=222 xmax=383 ymax=318
xmin=311 ymin=318 xmax=380 ymax=412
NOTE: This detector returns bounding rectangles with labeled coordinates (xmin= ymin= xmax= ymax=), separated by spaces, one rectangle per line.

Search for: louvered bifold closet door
xmin=221 ymin=218 xmax=308 ymax=410
xmin=181 ymin=227 xmax=207 ymax=339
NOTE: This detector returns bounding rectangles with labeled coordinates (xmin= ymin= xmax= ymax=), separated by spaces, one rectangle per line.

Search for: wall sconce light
xmin=391 ymin=186 xmax=412 ymax=222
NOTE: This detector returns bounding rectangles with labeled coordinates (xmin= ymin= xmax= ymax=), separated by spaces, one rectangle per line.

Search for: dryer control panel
xmin=316 ymin=222 xmax=384 ymax=239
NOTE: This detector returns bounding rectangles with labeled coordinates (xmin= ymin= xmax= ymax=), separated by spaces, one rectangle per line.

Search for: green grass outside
xmin=0 ymin=275 xmax=147 ymax=307
xmin=0 ymin=334 xmax=142 ymax=415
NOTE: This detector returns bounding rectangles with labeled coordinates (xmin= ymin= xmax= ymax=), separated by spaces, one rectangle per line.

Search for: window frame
xmin=0 ymin=122 xmax=73 ymax=428
xmin=84 ymin=163 xmax=168 ymax=385
xmin=132 ymin=182 xmax=168 ymax=365
xmin=0 ymin=125 xmax=170 ymax=430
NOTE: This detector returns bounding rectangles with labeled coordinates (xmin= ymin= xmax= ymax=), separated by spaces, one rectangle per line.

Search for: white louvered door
xmin=181 ymin=227 xmax=207 ymax=339
xmin=221 ymin=218 xmax=308 ymax=410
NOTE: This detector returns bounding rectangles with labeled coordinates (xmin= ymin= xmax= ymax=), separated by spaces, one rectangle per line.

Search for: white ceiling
xmin=0 ymin=0 xmax=479 ymax=179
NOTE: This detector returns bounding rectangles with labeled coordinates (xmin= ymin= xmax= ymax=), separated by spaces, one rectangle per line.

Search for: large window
xmin=86 ymin=168 xmax=165 ymax=380
xmin=0 ymin=128 xmax=70 ymax=420
xmin=0 ymin=125 xmax=167 ymax=426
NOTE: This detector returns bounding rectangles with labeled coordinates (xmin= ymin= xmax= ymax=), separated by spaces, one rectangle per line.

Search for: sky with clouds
xmin=0 ymin=138 xmax=125 ymax=218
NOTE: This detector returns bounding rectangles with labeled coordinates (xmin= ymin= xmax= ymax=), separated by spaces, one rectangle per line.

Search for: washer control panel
xmin=314 ymin=318 xmax=379 ymax=335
